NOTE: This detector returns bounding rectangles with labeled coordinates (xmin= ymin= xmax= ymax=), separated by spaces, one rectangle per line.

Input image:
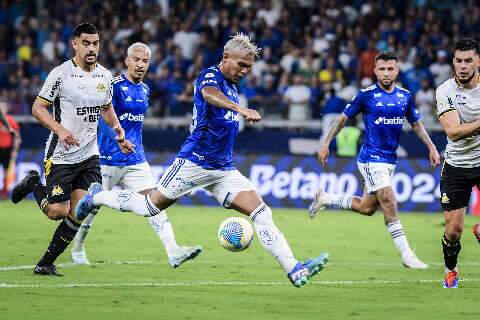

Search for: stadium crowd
xmin=1 ymin=0 xmax=479 ymax=127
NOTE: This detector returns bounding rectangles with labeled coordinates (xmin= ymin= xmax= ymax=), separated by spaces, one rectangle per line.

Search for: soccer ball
xmin=218 ymin=217 xmax=254 ymax=252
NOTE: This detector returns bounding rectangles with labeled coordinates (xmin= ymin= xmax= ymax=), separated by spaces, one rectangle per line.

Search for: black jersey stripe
xmin=45 ymin=98 xmax=62 ymax=159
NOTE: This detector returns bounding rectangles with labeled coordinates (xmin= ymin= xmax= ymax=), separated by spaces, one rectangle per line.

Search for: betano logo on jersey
xmin=119 ymin=113 xmax=144 ymax=122
xmin=374 ymin=117 xmax=404 ymax=125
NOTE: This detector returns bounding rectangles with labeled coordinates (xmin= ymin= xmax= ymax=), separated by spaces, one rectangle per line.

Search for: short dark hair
xmin=375 ymin=51 xmax=398 ymax=63
xmin=454 ymin=38 xmax=479 ymax=55
xmin=73 ymin=23 xmax=98 ymax=38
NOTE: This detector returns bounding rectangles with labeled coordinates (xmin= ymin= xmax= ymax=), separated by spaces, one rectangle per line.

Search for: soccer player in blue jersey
xmin=309 ymin=51 xmax=441 ymax=269
xmin=76 ymin=33 xmax=329 ymax=288
xmin=71 ymin=43 xmax=201 ymax=267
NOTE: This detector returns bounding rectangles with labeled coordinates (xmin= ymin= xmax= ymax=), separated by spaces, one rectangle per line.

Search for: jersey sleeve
xmin=435 ymin=85 xmax=456 ymax=119
xmin=196 ymin=69 xmax=222 ymax=93
xmin=405 ymin=93 xmax=421 ymax=124
xmin=103 ymin=73 xmax=113 ymax=106
xmin=37 ymin=66 xmax=63 ymax=105
xmin=342 ymin=92 xmax=364 ymax=118
xmin=111 ymin=81 xmax=119 ymax=109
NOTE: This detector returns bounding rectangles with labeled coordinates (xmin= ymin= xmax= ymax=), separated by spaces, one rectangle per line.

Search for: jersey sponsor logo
xmin=374 ymin=93 xmax=382 ymax=98
xmin=93 ymin=74 xmax=104 ymax=78
xmin=76 ymin=106 xmax=101 ymax=123
xmin=224 ymin=110 xmax=240 ymax=122
xmin=192 ymin=152 xmax=205 ymax=160
xmin=205 ymin=72 xmax=215 ymax=78
xmin=376 ymin=101 xmax=383 ymax=106
xmin=374 ymin=117 xmax=404 ymax=125
xmin=49 ymin=78 xmax=62 ymax=98
xmin=201 ymin=79 xmax=217 ymax=86
xmin=51 ymin=185 xmax=64 ymax=196
xmin=387 ymin=103 xmax=396 ymax=106
xmin=97 ymin=83 xmax=106 ymax=92
xmin=118 ymin=112 xmax=144 ymax=122
xmin=125 ymin=96 xmax=133 ymax=102
xmin=121 ymin=86 xmax=128 ymax=91
xmin=396 ymin=93 xmax=404 ymax=98
xmin=70 ymin=74 xmax=83 ymax=78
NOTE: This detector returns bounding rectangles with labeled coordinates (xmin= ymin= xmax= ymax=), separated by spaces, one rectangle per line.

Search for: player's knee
xmin=359 ymin=206 xmax=376 ymax=216
xmin=445 ymin=222 xmax=463 ymax=239
xmin=148 ymin=189 xmax=172 ymax=211
xmin=46 ymin=208 xmax=68 ymax=220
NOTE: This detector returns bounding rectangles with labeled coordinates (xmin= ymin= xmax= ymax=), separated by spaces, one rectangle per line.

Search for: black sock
xmin=32 ymin=182 xmax=48 ymax=212
xmin=37 ymin=216 xmax=80 ymax=266
xmin=442 ymin=234 xmax=461 ymax=271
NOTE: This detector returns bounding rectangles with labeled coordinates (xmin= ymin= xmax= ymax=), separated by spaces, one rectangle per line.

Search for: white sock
xmin=251 ymin=203 xmax=297 ymax=273
xmin=324 ymin=193 xmax=353 ymax=209
xmin=386 ymin=220 xmax=413 ymax=258
xmin=72 ymin=210 xmax=97 ymax=251
xmin=148 ymin=211 xmax=180 ymax=256
xmin=93 ymin=190 xmax=161 ymax=217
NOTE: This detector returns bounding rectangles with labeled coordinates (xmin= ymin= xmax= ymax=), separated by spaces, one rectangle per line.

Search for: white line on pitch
xmin=1 ymin=278 xmax=480 ymax=289
xmin=2 ymin=260 xmax=480 ymax=271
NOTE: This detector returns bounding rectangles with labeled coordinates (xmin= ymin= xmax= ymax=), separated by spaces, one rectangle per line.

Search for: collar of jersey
xmin=375 ymin=82 xmax=397 ymax=94
xmin=71 ymin=58 xmax=97 ymax=73
xmin=121 ymin=73 xmax=143 ymax=86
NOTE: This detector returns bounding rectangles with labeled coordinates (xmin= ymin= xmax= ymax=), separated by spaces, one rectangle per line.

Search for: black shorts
xmin=45 ymin=155 xmax=101 ymax=204
xmin=0 ymin=147 xmax=12 ymax=168
xmin=440 ymin=161 xmax=480 ymax=211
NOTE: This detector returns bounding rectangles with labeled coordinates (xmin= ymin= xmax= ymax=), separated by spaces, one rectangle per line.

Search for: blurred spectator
xmin=283 ymin=74 xmax=311 ymax=121
xmin=415 ymin=78 xmax=435 ymax=127
xmin=429 ymin=50 xmax=452 ymax=87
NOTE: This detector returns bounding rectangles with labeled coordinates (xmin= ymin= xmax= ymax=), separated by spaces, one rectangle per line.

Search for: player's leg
xmin=0 ymin=147 xmax=10 ymax=198
xmin=439 ymin=162 xmax=472 ymax=288
xmin=308 ymin=162 xmax=381 ymax=218
xmin=71 ymin=165 xmax=123 ymax=264
xmin=369 ymin=163 xmax=427 ymax=269
xmin=208 ymin=170 xmax=329 ymax=287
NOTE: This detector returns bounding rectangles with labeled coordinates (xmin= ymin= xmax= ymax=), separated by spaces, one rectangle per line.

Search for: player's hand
xmin=429 ymin=148 xmax=441 ymax=167
xmin=317 ymin=145 xmax=330 ymax=166
xmin=57 ymin=127 xmax=80 ymax=150
xmin=240 ymin=107 xmax=261 ymax=124
xmin=117 ymin=138 xmax=136 ymax=153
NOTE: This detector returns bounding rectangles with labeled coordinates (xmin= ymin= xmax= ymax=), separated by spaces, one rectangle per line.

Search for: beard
xmin=85 ymin=54 xmax=97 ymax=65
xmin=456 ymin=71 xmax=476 ymax=84
xmin=380 ymin=78 xmax=394 ymax=88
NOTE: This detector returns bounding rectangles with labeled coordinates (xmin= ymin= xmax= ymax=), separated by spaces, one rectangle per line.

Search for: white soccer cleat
xmin=402 ymin=253 xmax=428 ymax=269
xmin=71 ymin=249 xmax=90 ymax=265
xmin=308 ymin=189 xmax=327 ymax=219
xmin=168 ymin=245 xmax=202 ymax=268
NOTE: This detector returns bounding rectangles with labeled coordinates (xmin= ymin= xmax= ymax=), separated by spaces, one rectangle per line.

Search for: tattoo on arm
xmin=322 ymin=116 xmax=347 ymax=146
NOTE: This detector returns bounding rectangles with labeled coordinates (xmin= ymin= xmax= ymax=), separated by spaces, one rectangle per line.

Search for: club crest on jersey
xmin=441 ymin=193 xmax=450 ymax=204
xmin=97 ymin=83 xmax=106 ymax=92
xmin=52 ymin=185 xmax=64 ymax=196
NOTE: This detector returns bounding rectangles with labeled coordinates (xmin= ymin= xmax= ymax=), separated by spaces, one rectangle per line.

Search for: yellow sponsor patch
xmin=52 ymin=185 xmax=64 ymax=196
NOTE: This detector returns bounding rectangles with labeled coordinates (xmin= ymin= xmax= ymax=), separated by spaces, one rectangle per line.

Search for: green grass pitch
xmin=0 ymin=201 xmax=478 ymax=319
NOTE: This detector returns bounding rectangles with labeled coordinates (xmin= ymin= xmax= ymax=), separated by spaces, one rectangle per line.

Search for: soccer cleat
xmin=71 ymin=249 xmax=90 ymax=265
xmin=11 ymin=170 xmax=40 ymax=204
xmin=168 ymin=245 xmax=202 ymax=268
xmin=34 ymin=264 xmax=63 ymax=276
xmin=75 ymin=182 xmax=102 ymax=221
xmin=473 ymin=223 xmax=480 ymax=244
xmin=402 ymin=253 xmax=428 ymax=269
xmin=308 ymin=189 xmax=327 ymax=219
xmin=443 ymin=270 xmax=458 ymax=289
xmin=287 ymin=252 xmax=330 ymax=288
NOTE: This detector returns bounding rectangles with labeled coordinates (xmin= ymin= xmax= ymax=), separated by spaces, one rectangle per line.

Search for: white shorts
xmin=357 ymin=162 xmax=395 ymax=193
xmin=101 ymin=162 xmax=156 ymax=192
xmin=157 ymin=158 xmax=256 ymax=207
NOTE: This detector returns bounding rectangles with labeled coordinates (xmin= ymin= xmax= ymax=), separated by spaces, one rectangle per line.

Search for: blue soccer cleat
xmin=75 ymin=182 xmax=102 ymax=221
xmin=168 ymin=245 xmax=202 ymax=268
xmin=443 ymin=270 xmax=458 ymax=289
xmin=287 ymin=252 xmax=330 ymax=288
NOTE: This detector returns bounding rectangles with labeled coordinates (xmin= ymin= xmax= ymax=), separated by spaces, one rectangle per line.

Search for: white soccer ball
xmin=218 ymin=217 xmax=254 ymax=252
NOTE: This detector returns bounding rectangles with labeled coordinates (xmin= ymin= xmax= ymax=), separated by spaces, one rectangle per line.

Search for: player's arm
xmin=100 ymin=103 xmax=135 ymax=153
xmin=0 ymin=103 xmax=13 ymax=134
xmin=438 ymin=110 xmax=480 ymax=142
xmin=317 ymin=113 xmax=348 ymax=165
xmin=201 ymin=86 xmax=261 ymax=123
xmin=411 ymin=121 xmax=440 ymax=167
xmin=32 ymin=98 xmax=79 ymax=150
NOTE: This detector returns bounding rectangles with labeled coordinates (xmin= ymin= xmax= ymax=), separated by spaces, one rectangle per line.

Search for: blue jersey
xmin=98 ymin=74 xmax=148 ymax=166
xmin=177 ymin=66 xmax=240 ymax=170
xmin=343 ymin=83 xmax=420 ymax=164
